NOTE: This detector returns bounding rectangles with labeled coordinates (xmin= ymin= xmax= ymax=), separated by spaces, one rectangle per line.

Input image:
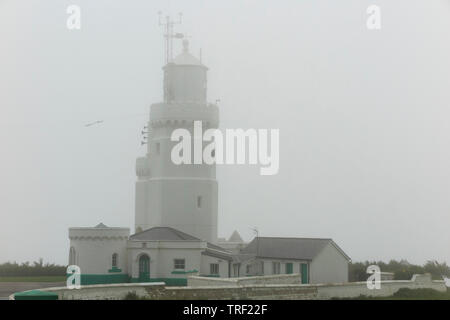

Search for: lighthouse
xmin=66 ymin=16 xmax=350 ymax=286
xmin=134 ymin=38 xmax=219 ymax=243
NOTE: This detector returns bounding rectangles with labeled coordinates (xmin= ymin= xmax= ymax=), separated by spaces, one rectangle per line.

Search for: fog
xmin=1 ymin=0 xmax=449 ymax=265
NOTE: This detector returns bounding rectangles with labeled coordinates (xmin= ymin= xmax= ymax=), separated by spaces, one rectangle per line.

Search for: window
xmin=285 ymin=262 xmax=293 ymax=274
xmin=174 ymin=259 xmax=185 ymax=270
xmin=272 ymin=262 xmax=280 ymax=275
xmin=156 ymin=142 xmax=160 ymax=155
xmin=246 ymin=264 xmax=251 ymax=275
xmin=197 ymin=196 xmax=202 ymax=208
xmin=210 ymin=263 xmax=219 ymax=275
xmin=112 ymin=253 xmax=118 ymax=268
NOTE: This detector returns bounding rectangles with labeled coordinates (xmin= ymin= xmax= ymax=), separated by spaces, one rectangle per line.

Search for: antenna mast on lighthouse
xmin=158 ymin=11 xmax=184 ymax=64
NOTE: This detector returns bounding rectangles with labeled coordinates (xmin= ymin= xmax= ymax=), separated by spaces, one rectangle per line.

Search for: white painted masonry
xmin=68 ymin=226 xmax=129 ymax=275
xmin=310 ymin=242 xmax=349 ymax=284
xmin=135 ymin=41 xmax=219 ymax=243
xmin=127 ymin=240 xmax=204 ymax=279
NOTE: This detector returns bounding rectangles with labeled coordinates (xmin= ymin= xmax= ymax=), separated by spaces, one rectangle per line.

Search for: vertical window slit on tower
xmin=197 ymin=196 xmax=202 ymax=208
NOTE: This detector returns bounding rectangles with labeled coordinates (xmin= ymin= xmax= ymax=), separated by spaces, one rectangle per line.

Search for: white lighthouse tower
xmin=134 ymin=34 xmax=219 ymax=243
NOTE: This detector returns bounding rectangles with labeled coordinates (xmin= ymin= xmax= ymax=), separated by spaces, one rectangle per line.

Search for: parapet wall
xmin=11 ymin=274 xmax=447 ymax=300
xmin=188 ymin=274 xmax=302 ymax=287
xmin=23 ymin=283 xmax=166 ymax=300
xmin=316 ymin=274 xmax=445 ymax=299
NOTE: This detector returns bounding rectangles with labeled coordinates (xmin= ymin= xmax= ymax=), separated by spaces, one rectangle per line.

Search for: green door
xmin=285 ymin=263 xmax=293 ymax=274
xmin=139 ymin=255 xmax=150 ymax=282
xmin=301 ymin=263 xmax=308 ymax=284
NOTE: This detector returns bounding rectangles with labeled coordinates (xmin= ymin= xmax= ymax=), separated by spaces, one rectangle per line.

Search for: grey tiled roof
xmin=228 ymin=230 xmax=244 ymax=242
xmin=130 ymin=227 xmax=231 ymax=257
xmin=240 ymin=237 xmax=350 ymax=261
xmin=95 ymin=223 xmax=108 ymax=228
xmin=130 ymin=226 xmax=199 ymax=241
xmin=207 ymin=242 xmax=228 ymax=252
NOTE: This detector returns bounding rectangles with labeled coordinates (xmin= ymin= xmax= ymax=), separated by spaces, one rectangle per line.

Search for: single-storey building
xmin=69 ymin=224 xmax=232 ymax=285
xmin=69 ymin=226 xmax=350 ymax=285
xmin=232 ymin=237 xmax=350 ymax=284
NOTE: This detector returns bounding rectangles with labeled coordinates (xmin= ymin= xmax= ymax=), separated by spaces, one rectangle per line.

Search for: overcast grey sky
xmin=1 ymin=0 xmax=449 ymax=265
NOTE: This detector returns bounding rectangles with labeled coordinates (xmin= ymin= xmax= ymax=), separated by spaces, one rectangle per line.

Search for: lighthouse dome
xmin=163 ymin=39 xmax=208 ymax=104
xmin=171 ymin=39 xmax=205 ymax=67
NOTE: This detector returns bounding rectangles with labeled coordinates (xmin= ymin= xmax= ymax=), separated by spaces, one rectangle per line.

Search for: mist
xmin=1 ymin=0 xmax=449 ymax=265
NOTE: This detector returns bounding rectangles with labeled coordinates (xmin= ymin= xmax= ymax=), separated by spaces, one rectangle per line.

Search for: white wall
xmin=316 ymin=274 xmax=445 ymax=299
xmin=69 ymin=228 xmax=129 ymax=275
xmin=240 ymin=259 xmax=309 ymax=279
xmin=21 ymin=274 xmax=446 ymax=300
xmin=135 ymin=102 xmax=220 ymax=243
xmin=200 ymin=254 xmax=229 ymax=278
xmin=188 ymin=274 xmax=302 ymax=287
xmin=310 ymin=242 xmax=349 ymax=284
xmin=127 ymin=240 xmax=204 ymax=279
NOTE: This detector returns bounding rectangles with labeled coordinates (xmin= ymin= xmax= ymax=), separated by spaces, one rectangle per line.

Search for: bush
xmin=392 ymin=288 xmax=449 ymax=299
xmin=123 ymin=291 xmax=141 ymax=300
xmin=0 ymin=259 xmax=67 ymax=277
xmin=349 ymin=259 xmax=450 ymax=282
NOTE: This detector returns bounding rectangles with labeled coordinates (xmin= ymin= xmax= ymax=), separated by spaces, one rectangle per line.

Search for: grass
xmin=353 ymin=288 xmax=450 ymax=300
xmin=0 ymin=276 xmax=66 ymax=282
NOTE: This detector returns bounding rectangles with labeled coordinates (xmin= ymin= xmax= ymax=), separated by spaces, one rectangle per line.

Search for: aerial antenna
xmin=250 ymin=227 xmax=260 ymax=272
xmin=141 ymin=124 xmax=149 ymax=146
xmin=158 ymin=11 xmax=184 ymax=64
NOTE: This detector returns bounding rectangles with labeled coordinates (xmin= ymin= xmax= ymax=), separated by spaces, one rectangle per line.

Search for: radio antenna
xmin=158 ymin=11 xmax=184 ymax=64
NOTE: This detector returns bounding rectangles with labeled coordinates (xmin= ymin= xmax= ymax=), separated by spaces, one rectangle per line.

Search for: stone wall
xmin=33 ymin=283 xmax=165 ymax=300
xmin=151 ymin=285 xmax=317 ymax=300
xmin=316 ymin=274 xmax=446 ymax=299
xmin=188 ymin=274 xmax=302 ymax=287
xmin=11 ymin=274 xmax=447 ymax=300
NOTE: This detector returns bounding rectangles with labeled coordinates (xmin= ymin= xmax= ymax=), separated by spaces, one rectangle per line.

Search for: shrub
xmin=0 ymin=259 xmax=66 ymax=277
xmin=123 ymin=291 xmax=141 ymax=300
xmin=349 ymin=259 xmax=450 ymax=282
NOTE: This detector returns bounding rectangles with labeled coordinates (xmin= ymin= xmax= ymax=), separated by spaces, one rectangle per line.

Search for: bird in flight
xmin=84 ymin=120 xmax=104 ymax=127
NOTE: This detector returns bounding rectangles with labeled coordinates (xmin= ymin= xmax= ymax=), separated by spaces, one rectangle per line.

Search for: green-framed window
xmin=285 ymin=263 xmax=293 ymax=274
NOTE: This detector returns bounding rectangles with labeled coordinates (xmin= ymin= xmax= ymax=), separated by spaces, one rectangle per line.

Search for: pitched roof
xmin=202 ymin=247 xmax=233 ymax=261
xmin=170 ymin=40 xmax=205 ymax=67
xmin=130 ymin=226 xmax=199 ymax=241
xmin=95 ymin=223 xmax=108 ymax=228
xmin=228 ymin=230 xmax=244 ymax=243
xmin=207 ymin=242 xmax=228 ymax=252
xmin=240 ymin=237 xmax=350 ymax=261
xmin=130 ymin=227 xmax=232 ymax=259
